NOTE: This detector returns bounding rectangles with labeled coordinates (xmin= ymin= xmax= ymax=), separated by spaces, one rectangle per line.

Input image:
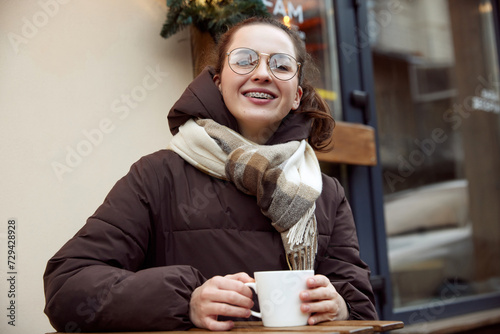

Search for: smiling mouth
xmin=244 ymin=92 xmax=275 ymax=99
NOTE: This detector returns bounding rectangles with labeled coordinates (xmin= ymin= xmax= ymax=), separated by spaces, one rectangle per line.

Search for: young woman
xmin=44 ymin=17 xmax=377 ymax=332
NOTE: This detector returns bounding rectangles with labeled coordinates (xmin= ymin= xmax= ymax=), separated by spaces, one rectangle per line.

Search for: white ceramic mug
xmin=244 ymin=270 xmax=314 ymax=327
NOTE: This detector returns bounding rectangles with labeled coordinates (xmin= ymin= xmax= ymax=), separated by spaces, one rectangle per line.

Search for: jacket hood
xmin=167 ymin=66 xmax=312 ymax=145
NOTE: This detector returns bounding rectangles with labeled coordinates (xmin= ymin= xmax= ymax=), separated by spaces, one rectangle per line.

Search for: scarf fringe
xmin=286 ymin=205 xmax=316 ymax=247
xmin=286 ymin=246 xmax=316 ymax=270
xmin=285 ymin=205 xmax=317 ymax=270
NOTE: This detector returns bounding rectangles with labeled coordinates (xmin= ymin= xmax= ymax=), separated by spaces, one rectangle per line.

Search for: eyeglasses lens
xmin=269 ymin=54 xmax=296 ymax=80
xmin=229 ymin=49 xmax=259 ymax=73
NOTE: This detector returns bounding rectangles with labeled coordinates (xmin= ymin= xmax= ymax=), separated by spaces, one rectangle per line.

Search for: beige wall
xmin=0 ymin=1 xmax=192 ymax=332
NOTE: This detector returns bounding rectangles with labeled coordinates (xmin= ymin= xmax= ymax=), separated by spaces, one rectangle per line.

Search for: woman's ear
xmin=292 ymin=86 xmax=303 ymax=110
xmin=213 ymin=74 xmax=222 ymax=92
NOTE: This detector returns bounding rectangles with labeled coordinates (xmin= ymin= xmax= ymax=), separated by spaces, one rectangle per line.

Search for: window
xmin=370 ymin=0 xmax=500 ymax=319
xmin=265 ymin=0 xmax=343 ymax=119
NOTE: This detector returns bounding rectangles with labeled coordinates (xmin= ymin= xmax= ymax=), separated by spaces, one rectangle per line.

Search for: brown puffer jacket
xmin=43 ymin=67 xmax=377 ymax=332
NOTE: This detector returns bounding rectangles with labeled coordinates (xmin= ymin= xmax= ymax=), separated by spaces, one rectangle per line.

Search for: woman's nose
xmin=251 ymin=60 xmax=272 ymax=81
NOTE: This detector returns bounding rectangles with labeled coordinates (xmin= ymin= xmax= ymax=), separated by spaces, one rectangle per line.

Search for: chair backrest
xmin=315 ymin=121 xmax=377 ymax=166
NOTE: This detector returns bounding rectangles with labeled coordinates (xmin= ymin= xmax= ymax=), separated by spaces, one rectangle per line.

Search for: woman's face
xmin=213 ymin=24 xmax=303 ymax=144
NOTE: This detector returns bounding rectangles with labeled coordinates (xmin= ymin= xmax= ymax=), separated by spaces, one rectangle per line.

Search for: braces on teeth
xmin=246 ymin=92 xmax=274 ymax=99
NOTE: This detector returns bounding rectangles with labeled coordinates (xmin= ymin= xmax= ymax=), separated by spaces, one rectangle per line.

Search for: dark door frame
xmin=333 ymin=0 xmax=392 ymax=318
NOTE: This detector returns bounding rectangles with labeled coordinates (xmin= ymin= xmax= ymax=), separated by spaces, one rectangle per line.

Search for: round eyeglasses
xmin=226 ymin=47 xmax=301 ymax=81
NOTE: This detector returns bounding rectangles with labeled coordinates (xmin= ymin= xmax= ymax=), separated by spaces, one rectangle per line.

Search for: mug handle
xmin=244 ymin=282 xmax=261 ymax=319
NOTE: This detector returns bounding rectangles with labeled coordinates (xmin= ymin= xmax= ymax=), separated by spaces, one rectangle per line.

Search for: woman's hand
xmin=299 ymin=274 xmax=349 ymax=325
xmin=189 ymin=272 xmax=255 ymax=331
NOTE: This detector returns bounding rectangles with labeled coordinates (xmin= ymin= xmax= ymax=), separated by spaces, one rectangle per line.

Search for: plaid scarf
xmin=168 ymin=118 xmax=322 ymax=270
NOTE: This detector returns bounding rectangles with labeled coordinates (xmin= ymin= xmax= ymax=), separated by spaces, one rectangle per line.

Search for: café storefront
xmin=263 ymin=0 xmax=500 ymax=329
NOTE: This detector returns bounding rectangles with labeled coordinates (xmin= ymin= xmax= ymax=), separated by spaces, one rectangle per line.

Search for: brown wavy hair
xmin=212 ymin=17 xmax=335 ymax=152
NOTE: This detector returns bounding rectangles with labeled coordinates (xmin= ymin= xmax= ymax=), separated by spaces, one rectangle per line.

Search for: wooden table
xmin=209 ymin=321 xmax=404 ymax=333
xmin=49 ymin=320 xmax=404 ymax=334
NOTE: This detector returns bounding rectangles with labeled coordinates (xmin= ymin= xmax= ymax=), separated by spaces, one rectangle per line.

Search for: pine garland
xmin=160 ymin=0 xmax=270 ymax=41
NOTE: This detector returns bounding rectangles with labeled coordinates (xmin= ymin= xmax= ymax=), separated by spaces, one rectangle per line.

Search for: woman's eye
xmin=237 ymin=59 xmax=252 ymax=66
xmin=270 ymin=59 xmax=292 ymax=72
xmin=235 ymin=55 xmax=258 ymax=67
xmin=276 ymin=64 xmax=291 ymax=71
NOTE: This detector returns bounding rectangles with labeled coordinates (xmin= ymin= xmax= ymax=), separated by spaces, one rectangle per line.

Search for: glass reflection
xmin=369 ymin=0 xmax=500 ymax=309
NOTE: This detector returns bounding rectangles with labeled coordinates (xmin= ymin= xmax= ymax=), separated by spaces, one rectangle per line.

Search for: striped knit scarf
xmin=168 ymin=118 xmax=322 ymax=270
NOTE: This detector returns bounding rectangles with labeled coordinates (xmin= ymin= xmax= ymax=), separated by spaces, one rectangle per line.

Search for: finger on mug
xmin=300 ymin=286 xmax=335 ymax=302
xmin=211 ymin=301 xmax=252 ymax=319
xmin=225 ymin=272 xmax=255 ymax=283
xmin=213 ymin=288 xmax=254 ymax=309
xmin=308 ymin=312 xmax=336 ymax=325
xmin=218 ymin=275 xmax=254 ymax=299
xmin=204 ymin=318 xmax=235 ymax=331
xmin=196 ymin=278 xmax=253 ymax=308
xmin=302 ymin=299 xmax=337 ymax=314
xmin=307 ymin=274 xmax=332 ymax=288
